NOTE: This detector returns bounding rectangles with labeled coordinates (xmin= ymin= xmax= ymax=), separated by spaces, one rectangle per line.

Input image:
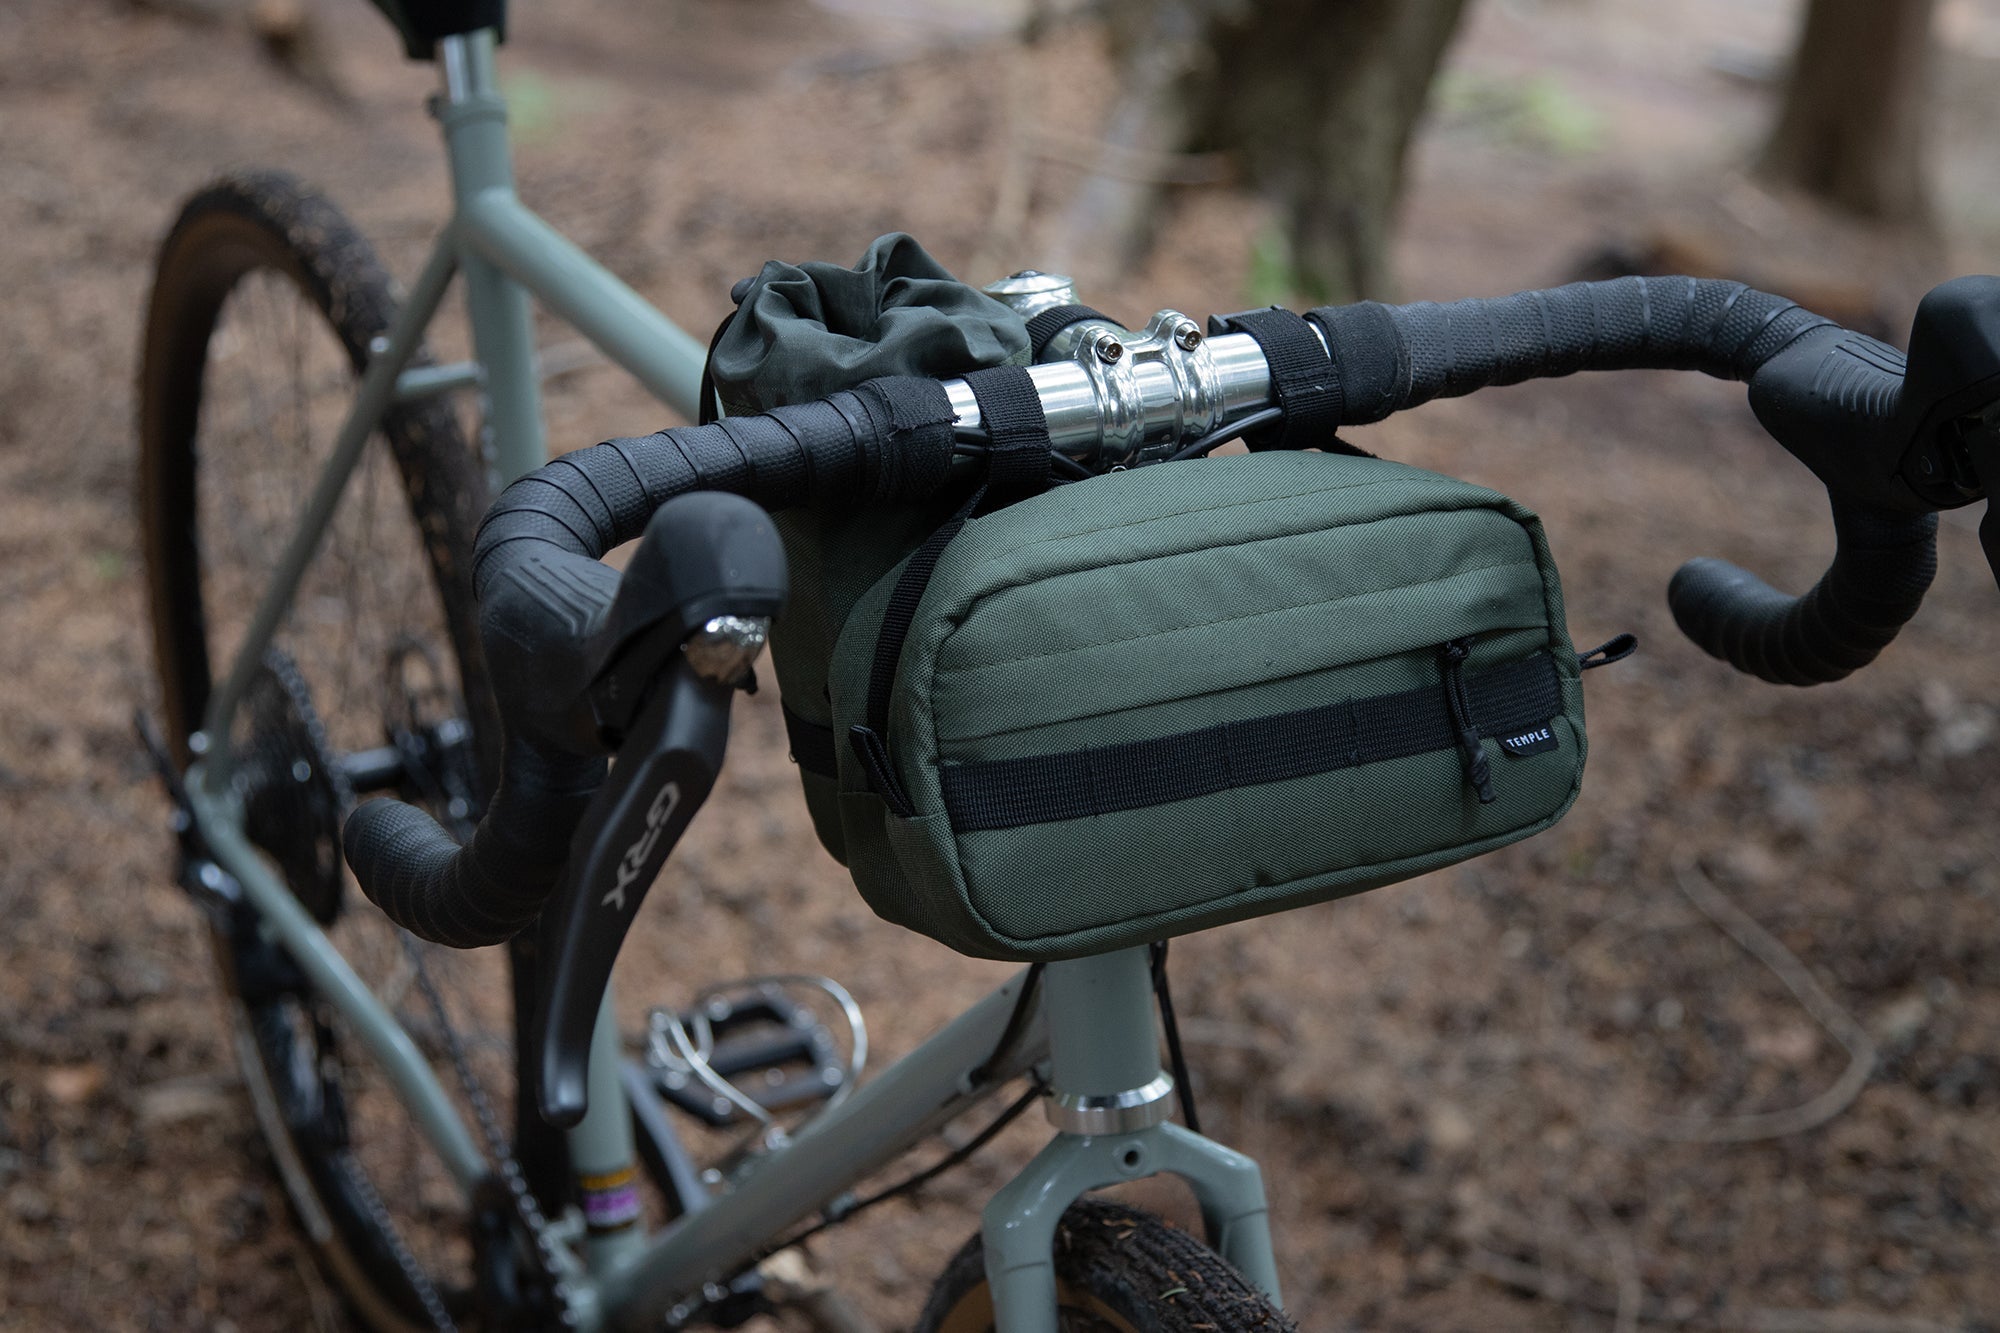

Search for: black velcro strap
xmin=849 ymin=366 xmax=1052 ymax=811
xmin=962 ymin=364 xmax=1053 ymax=514
xmin=783 ymin=705 xmax=839 ymax=777
xmin=1305 ymin=302 xmax=1410 ymax=425
xmin=1206 ymin=307 xmax=1340 ymax=451
xmin=851 ymin=370 xmax=1054 ymax=812
xmin=1024 ymin=304 xmax=1111 ymax=358
xmin=864 ymin=488 xmax=978 ymax=736
xmin=939 ymin=652 xmax=1563 ymax=832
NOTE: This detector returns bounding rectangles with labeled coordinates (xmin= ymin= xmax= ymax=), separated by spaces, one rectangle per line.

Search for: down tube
xmin=600 ymin=970 xmax=1047 ymax=1326
xmin=188 ymin=778 xmax=488 ymax=1187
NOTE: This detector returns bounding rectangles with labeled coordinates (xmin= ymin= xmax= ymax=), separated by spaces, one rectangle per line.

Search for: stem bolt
xmin=1093 ymin=333 xmax=1125 ymax=364
xmin=1175 ymin=323 xmax=1203 ymax=351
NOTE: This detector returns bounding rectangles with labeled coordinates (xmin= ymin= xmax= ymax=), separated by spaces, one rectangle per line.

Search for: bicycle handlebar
xmin=1301 ymin=276 xmax=1990 ymax=684
xmin=343 ymin=378 xmax=961 ymax=947
xmin=1310 ymin=275 xmax=1836 ymax=415
xmin=471 ymin=377 xmax=961 ymax=597
xmin=1668 ymin=502 xmax=1938 ymax=685
xmin=340 ymin=273 xmax=1999 ymax=1125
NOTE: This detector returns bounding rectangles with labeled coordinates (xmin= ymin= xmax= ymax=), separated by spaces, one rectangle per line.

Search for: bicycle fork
xmin=982 ymin=947 xmax=1283 ymax=1330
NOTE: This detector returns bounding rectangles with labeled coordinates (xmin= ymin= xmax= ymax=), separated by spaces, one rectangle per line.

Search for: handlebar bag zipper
xmin=804 ymin=449 xmax=1594 ymax=961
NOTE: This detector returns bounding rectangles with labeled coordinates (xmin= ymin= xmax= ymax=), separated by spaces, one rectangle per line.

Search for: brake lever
xmin=1959 ymin=411 xmax=2000 ymax=588
xmin=524 ymin=491 xmax=789 ymax=1127
xmin=534 ymin=636 xmax=749 ymax=1128
xmin=1740 ymin=275 xmax=2000 ymax=589
xmin=1895 ymin=276 xmax=2000 ymax=590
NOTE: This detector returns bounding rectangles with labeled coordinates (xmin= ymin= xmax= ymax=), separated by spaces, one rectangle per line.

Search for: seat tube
xmin=571 ymin=988 xmax=645 ymax=1272
xmin=436 ymin=30 xmax=546 ymax=482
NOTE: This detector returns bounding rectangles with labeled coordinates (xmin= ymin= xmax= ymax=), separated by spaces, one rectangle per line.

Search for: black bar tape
xmin=1024 ymin=304 xmax=1112 ymax=357
xmin=1308 ymin=277 xmax=1834 ymax=423
xmin=351 ymin=375 xmax=957 ymax=949
xmin=472 ymin=376 xmax=956 ymax=597
xmin=1303 ymin=278 xmax=1931 ymax=691
xmin=1668 ymin=503 xmax=1937 ymax=685
xmin=343 ymin=741 xmax=605 ymax=949
xmin=1209 ymin=307 xmax=1341 ymax=450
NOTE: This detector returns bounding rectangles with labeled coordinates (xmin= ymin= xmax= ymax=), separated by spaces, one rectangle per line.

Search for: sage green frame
xmin=174 ymin=27 xmax=1282 ymax=1331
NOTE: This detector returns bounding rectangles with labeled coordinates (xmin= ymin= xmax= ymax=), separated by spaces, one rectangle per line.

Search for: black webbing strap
xmin=939 ymin=651 xmax=1564 ymax=832
xmin=851 ymin=371 xmax=1057 ymax=811
xmin=1207 ymin=306 xmax=1341 ymax=451
xmin=963 ymin=365 xmax=1053 ymax=513
xmin=783 ymin=704 xmax=839 ymax=778
xmin=1024 ymin=304 xmax=1112 ymax=358
xmin=850 ymin=485 xmax=982 ymax=814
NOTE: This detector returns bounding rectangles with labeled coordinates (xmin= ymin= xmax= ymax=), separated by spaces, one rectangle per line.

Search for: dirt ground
xmin=5 ymin=0 xmax=2000 ymax=1329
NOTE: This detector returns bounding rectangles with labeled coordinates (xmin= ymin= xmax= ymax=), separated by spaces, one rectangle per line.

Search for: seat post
xmin=434 ymin=28 xmax=546 ymax=482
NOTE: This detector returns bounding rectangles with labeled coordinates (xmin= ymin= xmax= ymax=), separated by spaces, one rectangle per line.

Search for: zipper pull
xmin=1440 ymin=639 xmax=1497 ymax=805
xmin=1577 ymin=633 xmax=1638 ymax=670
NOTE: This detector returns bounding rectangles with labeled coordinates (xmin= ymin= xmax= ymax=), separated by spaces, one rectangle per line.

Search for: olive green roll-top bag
xmin=782 ymin=450 xmax=1595 ymax=961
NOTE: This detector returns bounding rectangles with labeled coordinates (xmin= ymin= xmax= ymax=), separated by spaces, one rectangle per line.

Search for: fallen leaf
xmin=42 ymin=1064 xmax=105 ymax=1106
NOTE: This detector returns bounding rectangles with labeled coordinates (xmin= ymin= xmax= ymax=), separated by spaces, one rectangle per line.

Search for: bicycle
xmin=134 ymin=3 xmax=2000 ymax=1330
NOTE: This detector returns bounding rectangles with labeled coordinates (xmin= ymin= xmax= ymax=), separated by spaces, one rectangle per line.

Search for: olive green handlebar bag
xmin=801 ymin=450 xmax=1592 ymax=961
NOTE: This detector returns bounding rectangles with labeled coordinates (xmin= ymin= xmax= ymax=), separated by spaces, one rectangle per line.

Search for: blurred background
xmin=3 ymin=0 xmax=2000 ymax=1327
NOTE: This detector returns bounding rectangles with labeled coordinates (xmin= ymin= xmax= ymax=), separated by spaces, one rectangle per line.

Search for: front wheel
xmin=915 ymin=1198 xmax=1298 ymax=1333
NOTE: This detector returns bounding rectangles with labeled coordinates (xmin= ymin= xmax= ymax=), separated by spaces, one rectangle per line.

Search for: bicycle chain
xmin=408 ymin=944 xmax=581 ymax=1329
xmin=257 ymin=651 xmax=577 ymax=1330
xmin=338 ymin=1149 xmax=462 ymax=1333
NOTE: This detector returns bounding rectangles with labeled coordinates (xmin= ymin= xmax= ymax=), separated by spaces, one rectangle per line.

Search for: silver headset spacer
xmin=981 ymin=269 xmax=1081 ymax=320
xmin=1044 ymin=1071 xmax=1177 ymax=1135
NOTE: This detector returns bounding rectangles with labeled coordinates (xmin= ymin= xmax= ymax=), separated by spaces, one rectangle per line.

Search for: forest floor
xmin=5 ymin=0 xmax=2000 ymax=1328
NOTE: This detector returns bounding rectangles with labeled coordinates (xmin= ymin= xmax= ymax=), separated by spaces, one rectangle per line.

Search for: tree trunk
xmin=1043 ymin=0 xmax=1219 ymax=284
xmin=1757 ymin=0 xmax=1936 ymax=225
xmin=1055 ymin=0 xmax=1467 ymax=304
xmin=1199 ymin=0 xmax=1467 ymax=304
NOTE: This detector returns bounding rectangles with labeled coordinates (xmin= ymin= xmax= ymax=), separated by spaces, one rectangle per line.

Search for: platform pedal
xmin=644 ymin=977 xmax=865 ymax=1129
